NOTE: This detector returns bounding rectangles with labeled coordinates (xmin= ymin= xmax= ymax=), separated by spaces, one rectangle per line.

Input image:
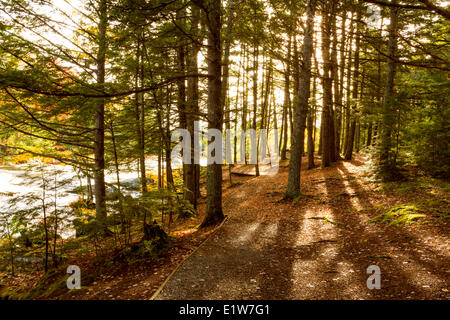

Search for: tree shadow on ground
xmin=326 ymin=161 xmax=449 ymax=299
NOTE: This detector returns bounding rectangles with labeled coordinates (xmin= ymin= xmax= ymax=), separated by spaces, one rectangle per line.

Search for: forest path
xmin=155 ymin=155 xmax=449 ymax=299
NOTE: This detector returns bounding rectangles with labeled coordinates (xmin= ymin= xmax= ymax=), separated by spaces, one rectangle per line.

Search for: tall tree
xmin=93 ymin=0 xmax=108 ymax=230
xmin=344 ymin=6 xmax=362 ymax=161
xmin=200 ymin=0 xmax=225 ymax=228
xmin=281 ymin=36 xmax=292 ymax=161
xmin=184 ymin=3 xmax=201 ymax=208
xmin=320 ymin=0 xmax=334 ymax=168
xmin=286 ymin=0 xmax=316 ymax=198
xmin=380 ymin=0 xmax=399 ymax=175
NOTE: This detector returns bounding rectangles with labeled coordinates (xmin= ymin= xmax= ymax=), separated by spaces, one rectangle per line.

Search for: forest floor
xmin=4 ymin=154 xmax=448 ymax=300
xmin=41 ymin=168 xmax=255 ymax=300
xmin=154 ymin=154 xmax=449 ymax=300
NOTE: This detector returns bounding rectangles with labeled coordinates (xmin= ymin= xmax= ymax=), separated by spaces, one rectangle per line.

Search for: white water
xmin=0 ymin=157 xmax=187 ymax=238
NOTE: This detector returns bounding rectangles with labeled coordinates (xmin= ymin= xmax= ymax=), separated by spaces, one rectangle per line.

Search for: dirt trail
xmin=155 ymin=156 xmax=449 ymax=300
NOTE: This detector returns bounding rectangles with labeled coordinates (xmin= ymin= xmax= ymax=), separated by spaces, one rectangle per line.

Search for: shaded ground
xmin=16 ymin=154 xmax=447 ymax=300
xmin=46 ymin=169 xmax=254 ymax=300
xmin=156 ymin=155 xmax=449 ymax=300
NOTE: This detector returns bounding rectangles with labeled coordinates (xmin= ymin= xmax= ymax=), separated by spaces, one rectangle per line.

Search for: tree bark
xmin=336 ymin=12 xmax=347 ymax=157
xmin=329 ymin=5 xmax=338 ymax=162
xmin=94 ymin=0 xmax=108 ymax=229
xmin=320 ymin=2 xmax=333 ymax=168
xmin=308 ymin=61 xmax=317 ymax=170
xmin=185 ymin=4 xmax=200 ymax=208
xmin=241 ymin=45 xmax=249 ymax=164
xmin=281 ymin=37 xmax=291 ymax=161
xmin=366 ymin=122 xmax=373 ymax=147
xmin=222 ymin=0 xmax=235 ymax=184
xmin=343 ymin=12 xmax=354 ymax=155
xmin=135 ymin=35 xmax=147 ymax=194
xmin=252 ymin=44 xmax=260 ymax=177
xmin=201 ymin=0 xmax=224 ymax=228
xmin=344 ymin=9 xmax=362 ymax=161
xmin=286 ymin=0 xmax=316 ymax=198
xmin=380 ymin=1 xmax=399 ymax=173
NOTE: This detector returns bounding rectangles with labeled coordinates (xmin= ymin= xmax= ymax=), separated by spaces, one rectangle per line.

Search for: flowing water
xmin=0 ymin=157 xmax=175 ymax=238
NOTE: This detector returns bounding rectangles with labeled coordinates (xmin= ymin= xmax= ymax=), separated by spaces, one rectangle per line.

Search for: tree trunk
xmin=241 ymin=45 xmax=249 ymax=164
xmin=260 ymin=58 xmax=272 ymax=165
xmin=285 ymin=0 xmax=316 ymax=198
xmin=344 ymin=9 xmax=361 ymax=161
xmin=201 ymin=0 xmax=224 ymax=228
xmin=366 ymin=122 xmax=373 ymax=147
xmin=135 ymin=35 xmax=147 ymax=194
xmin=165 ymin=92 xmax=174 ymax=189
xmin=41 ymin=171 xmax=49 ymax=272
xmin=320 ymin=3 xmax=333 ymax=168
xmin=380 ymin=1 xmax=399 ymax=173
xmin=336 ymin=12 xmax=347 ymax=157
xmin=329 ymin=6 xmax=338 ymax=162
xmin=307 ymin=64 xmax=317 ymax=170
xmin=185 ymin=4 xmax=200 ymax=208
xmin=281 ymin=37 xmax=292 ymax=160
xmin=252 ymin=44 xmax=260 ymax=177
xmin=222 ymin=1 xmax=235 ymax=185
xmin=94 ymin=0 xmax=108 ymax=230
xmin=343 ymin=12 xmax=354 ymax=155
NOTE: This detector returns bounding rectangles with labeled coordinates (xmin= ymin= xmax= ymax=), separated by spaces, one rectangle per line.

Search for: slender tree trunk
xmin=329 ymin=5 xmax=338 ymax=162
xmin=201 ymin=0 xmax=224 ymax=228
xmin=307 ymin=63 xmax=317 ymax=170
xmin=292 ymin=35 xmax=300 ymax=154
xmin=380 ymin=1 xmax=399 ymax=173
xmin=241 ymin=45 xmax=249 ymax=164
xmin=260 ymin=58 xmax=272 ymax=166
xmin=234 ymin=51 xmax=242 ymax=164
xmin=336 ymin=12 xmax=347 ymax=157
xmin=41 ymin=172 xmax=49 ymax=272
xmin=222 ymin=1 xmax=235 ymax=184
xmin=94 ymin=0 xmax=108 ymax=230
xmin=343 ymin=12 xmax=354 ymax=155
xmin=165 ymin=90 xmax=174 ymax=189
xmin=344 ymin=9 xmax=361 ymax=161
xmin=318 ymin=117 xmax=324 ymax=156
xmin=87 ymin=174 xmax=93 ymax=202
xmin=252 ymin=44 xmax=260 ymax=176
xmin=321 ymin=3 xmax=333 ymax=168
xmin=53 ymin=172 xmax=58 ymax=267
xmin=185 ymin=4 xmax=200 ymax=208
xmin=135 ymin=35 xmax=147 ymax=194
xmin=286 ymin=0 xmax=316 ymax=198
xmin=281 ymin=37 xmax=292 ymax=160
xmin=366 ymin=122 xmax=373 ymax=147
xmin=176 ymin=7 xmax=187 ymax=194
xmin=355 ymin=122 xmax=361 ymax=153
xmin=314 ymin=51 xmax=323 ymax=156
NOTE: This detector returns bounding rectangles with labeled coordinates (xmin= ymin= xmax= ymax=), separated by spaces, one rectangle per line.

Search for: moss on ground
xmin=370 ymin=204 xmax=426 ymax=225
